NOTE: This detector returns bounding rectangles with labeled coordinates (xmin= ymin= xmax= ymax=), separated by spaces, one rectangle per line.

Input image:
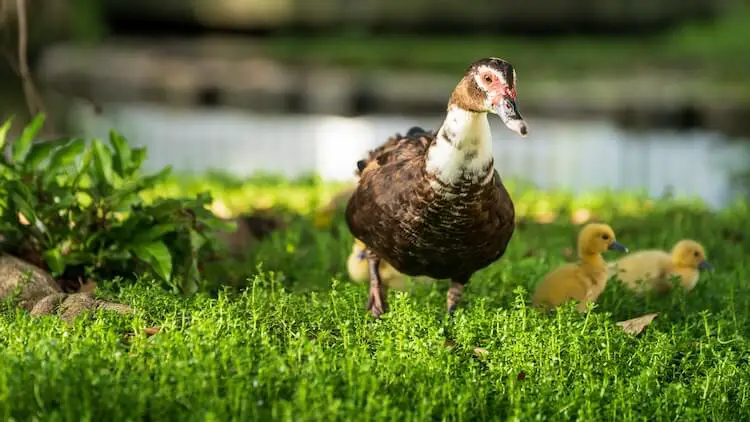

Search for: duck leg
xmin=366 ymin=252 xmax=388 ymax=318
xmin=447 ymin=277 xmax=468 ymax=313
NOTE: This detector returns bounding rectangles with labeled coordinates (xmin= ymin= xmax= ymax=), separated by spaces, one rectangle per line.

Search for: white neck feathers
xmin=425 ymin=106 xmax=494 ymax=187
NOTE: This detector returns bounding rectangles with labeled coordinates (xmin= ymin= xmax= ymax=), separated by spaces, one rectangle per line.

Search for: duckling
xmin=347 ymin=239 xmax=408 ymax=289
xmin=347 ymin=239 xmax=433 ymax=290
xmin=532 ymin=223 xmax=628 ymax=312
xmin=608 ymin=239 xmax=713 ymax=294
xmin=346 ymin=57 xmax=528 ymax=317
xmin=214 ymin=210 xmax=287 ymax=257
xmin=313 ymin=185 xmax=357 ymax=230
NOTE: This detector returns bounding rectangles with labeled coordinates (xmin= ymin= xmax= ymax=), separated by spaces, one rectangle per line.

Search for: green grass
xmin=2 ymin=175 xmax=750 ymax=420
xmin=257 ymin=9 xmax=750 ymax=82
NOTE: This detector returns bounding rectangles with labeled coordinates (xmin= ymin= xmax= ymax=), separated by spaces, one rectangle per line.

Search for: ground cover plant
xmin=1 ymin=123 xmax=750 ymax=419
xmin=1 ymin=179 xmax=749 ymax=420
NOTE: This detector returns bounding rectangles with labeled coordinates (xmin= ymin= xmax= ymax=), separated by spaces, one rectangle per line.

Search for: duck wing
xmin=346 ymin=128 xmax=434 ymax=252
xmin=346 ymin=126 xmax=515 ymax=280
xmin=355 ymin=127 xmax=434 ymax=176
xmin=488 ymin=168 xmax=516 ymax=253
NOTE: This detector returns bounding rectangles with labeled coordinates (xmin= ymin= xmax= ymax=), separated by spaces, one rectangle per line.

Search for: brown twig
xmin=15 ymin=0 xmax=45 ymax=118
xmin=0 ymin=0 xmax=8 ymax=29
xmin=2 ymin=45 xmax=103 ymax=115
xmin=0 ymin=0 xmax=101 ymax=138
xmin=0 ymin=0 xmax=12 ymax=75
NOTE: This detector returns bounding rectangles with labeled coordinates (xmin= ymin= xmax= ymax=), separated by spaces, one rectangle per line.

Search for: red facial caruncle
xmin=479 ymin=70 xmax=516 ymax=108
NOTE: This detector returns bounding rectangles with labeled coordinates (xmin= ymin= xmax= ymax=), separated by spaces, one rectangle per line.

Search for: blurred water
xmin=71 ymin=101 xmax=750 ymax=208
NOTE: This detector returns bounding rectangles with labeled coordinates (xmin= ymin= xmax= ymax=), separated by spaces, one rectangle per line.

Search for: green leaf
xmin=129 ymin=147 xmax=147 ymax=172
xmin=104 ymin=249 xmax=132 ymax=261
xmin=24 ymin=140 xmax=58 ymax=172
xmin=130 ymin=223 xmax=179 ymax=244
xmin=6 ymin=178 xmax=32 ymax=197
xmin=101 ymin=177 xmax=147 ymax=210
xmin=43 ymin=248 xmax=66 ymax=276
xmin=64 ymin=252 xmax=95 ymax=266
xmin=138 ymin=166 xmax=172 ymax=190
xmin=12 ymin=113 xmax=45 ymax=163
xmin=92 ymin=139 xmax=115 ymax=186
xmin=132 ymin=241 xmax=173 ymax=282
xmin=109 ymin=130 xmax=132 ymax=178
xmin=9 ymin=192 xmax=37 ymax=226
xmin=189 ymin=229 xmax=207 ymax=251
xmin=47 ymin=138 xmax=86 ymax=173
xmin=70 ymin=144 xmax=94 ymax=187
xmin=0 ymin=116 xmax=12 ymax=152
xmin=106 ymin=191 xmax=140 ymax=212
xmin=200 ymin=215 xmax=237 ymax=232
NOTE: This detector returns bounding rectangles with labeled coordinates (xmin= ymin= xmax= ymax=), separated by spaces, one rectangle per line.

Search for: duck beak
xmin=608 ymin=241 xmax=628 ymax=253
xmin=699 ymin=260 xmax=714 ymax=270
xmin=496 ymin=97 xmax=528 ymax=137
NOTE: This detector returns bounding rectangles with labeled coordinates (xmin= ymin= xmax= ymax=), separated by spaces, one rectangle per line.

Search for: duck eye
xmin=693 ymin=251 xmax=700 ymax=257
xmin=484 ymin=75 xmax=493 ymax=83
xmin=601 ymin=234 xmax=610 ymax=240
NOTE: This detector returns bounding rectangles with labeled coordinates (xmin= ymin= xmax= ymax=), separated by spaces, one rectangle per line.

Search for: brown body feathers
xmin=346 ymin=128 xmax=515 ymax=281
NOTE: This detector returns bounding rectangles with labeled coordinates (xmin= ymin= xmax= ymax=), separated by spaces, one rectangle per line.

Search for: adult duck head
xmin=449 ymin=57 xmax=528 ymax=137
xmin=427 ymin=57 xmax=528 ymax=187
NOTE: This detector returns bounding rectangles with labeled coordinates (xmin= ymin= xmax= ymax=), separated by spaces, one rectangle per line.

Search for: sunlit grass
xmin=2 ymin=175 xmax=750 ymax=420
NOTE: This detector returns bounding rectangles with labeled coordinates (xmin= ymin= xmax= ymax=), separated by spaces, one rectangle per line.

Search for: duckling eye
xmin=483 ymin=74 xmax=493 ymax=83
xmin=693 ymin=251 xmax=700 ymax=257
xmin=601 ymin=234 xmax=610 ymax=240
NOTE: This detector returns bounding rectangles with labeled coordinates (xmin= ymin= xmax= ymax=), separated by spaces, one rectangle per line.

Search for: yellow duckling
xmin=532 ymin=223 xmax=628 ymax=312
xmin=347 ymin=239 xmax=431 ymax=290
xmin=608 ymin=239 xmax=713 ymax=294
xmin=312 ymin=185 xmax=356 ymax=229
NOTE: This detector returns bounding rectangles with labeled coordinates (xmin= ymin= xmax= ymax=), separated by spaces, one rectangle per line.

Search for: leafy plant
xmin=0 ymin=114 xmax=234 ymax=294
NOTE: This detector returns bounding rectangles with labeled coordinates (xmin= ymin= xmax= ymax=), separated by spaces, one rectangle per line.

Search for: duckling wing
xmin=532 ymin=264 xmax=588 ymax=308
xmin=668 ymin=267 xmax=700 ymax=291
xmin=611 ymin=250 xmax=671 ymax=291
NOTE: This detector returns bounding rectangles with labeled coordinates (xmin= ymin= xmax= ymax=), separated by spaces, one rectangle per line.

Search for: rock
xmin=29 ymin=293 xmax=67 ymax=316
xmin=55 ymin=292 xmax=133 ymax=323
xmin=0 ymin=254 xmax=61 ymax=310
xmin=29 ymin=291 xmax=134 ymax=323
xmin=0 ymin=254 xmax=133 ymax=322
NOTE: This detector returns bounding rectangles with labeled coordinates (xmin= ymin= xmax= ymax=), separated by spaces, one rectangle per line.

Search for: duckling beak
xmin=608 ymin=241 xmax=628 ymax=253
xmin=699 ymin=260 xmax=714 ymax=270
xmin=496 ymin=97 xmax=528 ymax=137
